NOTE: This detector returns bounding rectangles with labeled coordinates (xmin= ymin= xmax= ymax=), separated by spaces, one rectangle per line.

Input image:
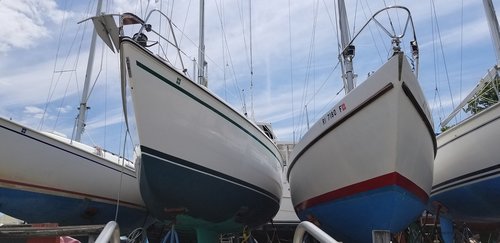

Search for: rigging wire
xmin=214 ymin=1 xmax=245 ymax=108
xmin=168 ymin=1 xmax=177 ymax=55
xmin=430 ymin=0 xmax=440 ymax=124
xmin=235 ymin=0 xmax=255 ymax=118
xmin=237 ymin=1 xmax=251 ymax=71
xmin=157 ymin=0 xmax=164 ymax=55
xmin=69 ymin=0 xmax=97 ymax=141
xmin=288 ymin=0 xmax=295 ymax=143
xmin=114 ymin=121 xmax=127 ymax=222
xmin=362 ymin=0 xmax=389 ymax=58
xmin=305 ymin=61 xmax=342 ymax=117
xmin=39 ymin=0 xmax=82 ymax=130
xmin=433 ymin=77 xmax=446 ymax=130
xmin=384 ymin=0 xmax=408 ymax=52
xmin=74 ymin=40 xmax=107 ymax=145
xmin=39 ymin=0 xmax=69 ymax=130
xmin=52 ymin=73 xmax=73 ymax=132
xmin=173 ymin=0 xmax=193 ymax=67
xmin=430 ymin=0 xmax=446 ymax=129
xmin=335 ymin=0 xmax=344 ymax=75
xmin=249 ymin=0 xmax=255 ymax=120
xmin=72 ymin=10 xmax=91 ymax=111
xmin=359 ymin=0 xmax=384 ymax=63
xmin=320 ymin=0 xmax=337 ymax=56
xmin=210 ymin=0 xmax=228 ymax=99
xmin=143 ymin=0 xmax=152 ymax=19
xmin=86 ymin=41 xmax=105 ymax=108
xmin=295 ymin=0 xmax=345 ymax=135
xmin=43 ymin=0 xmax=77 ymax=131
xmin=294 ymin=0 xmax=416 ymax=138
xmin=161 ymin=14 xmax=229 ymax=79
xmin=104 ymin=0 xmax=112 ymax=151
xmin=104 ymin=44 xmax=108 ymax=149
xmin=294 ymin=0 xmax=345 ymax=139
xmin=221 ymin=0 xmax=227 ymax=101
xmin=381 ymin=0 xmax=396 ymax=35
xmin=140 ymin=0 xmax=143 ymax=18
xmin=352 ymin=0 xmax=359 ymax=35
xmin=459 ymin=0 xmax=464 ymax=120
xmin=49 ymin=1 xmax=94 ymax=132
xmin=298 ymin=0 xmax=320 ymax=138
xmin=431 ymin=0 xmax=456 ymax=125
xmin=303 ymin=3 xmax=343 ymax=110
xmin=31 ymin=1 xmax=134 ymax=221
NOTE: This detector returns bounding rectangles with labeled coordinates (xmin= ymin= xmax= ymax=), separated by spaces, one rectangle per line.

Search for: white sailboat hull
xmin=431 ymin=102 xmax=500 ymax=223
xmin=121 ymin=38 xmax=282 ymax=232
xmin=0 ymin=117 xmax=148 ymax=232
xmin=288 ymin=53 xmax=435 ymax=242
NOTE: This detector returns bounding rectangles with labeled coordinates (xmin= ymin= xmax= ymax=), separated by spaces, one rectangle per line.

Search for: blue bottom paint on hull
xmin=0 ymin=187 xmax=149 ymax=234
xmin=296 ymin=185 xmax=425 ymax=243
xmin=139 ymin=147 xmax=280 ymax=232
xmin=430 ymin=175 xmax=500 ymax=223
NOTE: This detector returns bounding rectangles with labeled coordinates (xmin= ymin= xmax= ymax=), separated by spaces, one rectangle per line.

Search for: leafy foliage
xmin=440 ymin=125 xmax=451 ymax=132
xmin=464 ymin=75 xmax=500 ymax=115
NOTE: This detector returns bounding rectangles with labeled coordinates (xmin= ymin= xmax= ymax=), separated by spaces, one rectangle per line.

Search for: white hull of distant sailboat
xmin=0 ymin=117 xmax=148 ymax=232
xmin=431 ymin=101 xmax=500 ymax=223
xmin=0 ymin=0 xmax=150 ymax=232
xmin=429 ymin=0 xmax=500 ymax=225
xmin=288 ymin=53 xmax=435 ymax=242
xmin=120 ymin=38 xmax=282 ymax=232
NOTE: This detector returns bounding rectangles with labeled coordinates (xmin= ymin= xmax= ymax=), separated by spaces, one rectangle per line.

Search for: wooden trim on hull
xmin=401 ymin=82 xmax=437 ymax=156
xmin=288 ymin=79 xmax=435 ymax=179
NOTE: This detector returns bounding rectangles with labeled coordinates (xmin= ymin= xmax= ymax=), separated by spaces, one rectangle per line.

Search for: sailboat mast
xmin=338 ymin=0 xmax=355 ymax=93
xmin=198 ymin=0 xmax=207 ymax=87
xmin=75 ymin=0 xmax=103 ymax=142
xmin=484 ymin=0 xmax=500 ymax=66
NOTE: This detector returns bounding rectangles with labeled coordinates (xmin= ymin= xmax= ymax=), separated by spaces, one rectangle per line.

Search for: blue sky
xmin=0 ymin=0 xmax=498 ymax=155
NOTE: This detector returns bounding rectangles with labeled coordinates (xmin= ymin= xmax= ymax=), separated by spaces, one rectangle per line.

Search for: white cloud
xmin=0 ymin=0 xmax=496 ymax=142
xmin=23 ymin=106 xmax=44 ymax=119
xmin=419 ymin=17 xmax=490 ymax=50
xmin=0 ymin=56 xmax=70 ymax=107
xmin=56 ymin=105 xmax=73 ymax=114
xmin=23 ymin=105 xmax=44 ymax=115
xmin=85 ymin=107 xmax=125 ymax=130
xmin=0 ymin=0 xmax=71 ymax=53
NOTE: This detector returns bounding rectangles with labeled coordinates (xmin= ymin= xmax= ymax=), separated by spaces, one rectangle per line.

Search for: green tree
xmin=464 ymin=75 xmax=500 ymax=115
xmin=440 ymin=125 xmax=451 ymax=132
